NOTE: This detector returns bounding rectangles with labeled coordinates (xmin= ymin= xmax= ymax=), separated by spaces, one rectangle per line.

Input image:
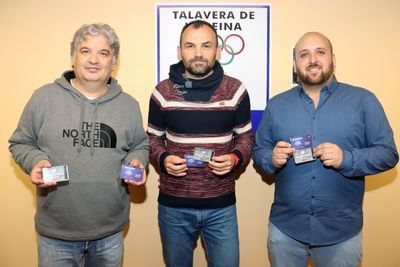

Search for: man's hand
xmin=124 ymin=160 xmax=147 ymax=186
xmin=209 ymin=154 xmax=236 ymax=175
xmin=272 ymin=141 xmax=296 ymax=169
xmin=30 ymin=160 xmax=56 ymax=188
xmin=164 ymin=155 xmax=188 ymax=177
xmin=313 ymin=143 xmax=343 ymax=169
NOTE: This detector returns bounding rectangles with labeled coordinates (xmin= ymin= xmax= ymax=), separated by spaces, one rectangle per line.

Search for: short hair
xmin=70 ymin=23 xmax=120 ymax=63
xmin=179 ymin=20 xmax=218 ymax=46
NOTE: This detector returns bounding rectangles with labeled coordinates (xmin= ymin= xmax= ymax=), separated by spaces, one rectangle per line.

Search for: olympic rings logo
xmin=218 ymin=34 xmax=245 ymax=65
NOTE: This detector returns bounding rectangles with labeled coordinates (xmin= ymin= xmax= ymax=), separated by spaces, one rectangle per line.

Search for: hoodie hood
xmin=169 ymin=61 xmax=224 ymax=101
xmin=55 ymin=70 xmax=123 ymax=155
xmin=55 ymin=70 xmax=123 ymax=104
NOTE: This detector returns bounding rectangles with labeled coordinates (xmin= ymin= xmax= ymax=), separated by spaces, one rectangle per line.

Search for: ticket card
xmin=185 ymin=154 xmax=207 ymax=168
xmin=193 ymin=147 xmax=214 ymax=162
xmin=120 ymin=165 xmax=144 ymax=182
xmin=290 ymin=135 xmax=315 ymax=164
xmin=42 ymin=165 xmax=69 ymax=183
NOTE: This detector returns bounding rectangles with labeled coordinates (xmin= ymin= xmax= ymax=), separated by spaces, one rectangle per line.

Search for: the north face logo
xmin=62 ymin=122 xmax=117 ymax=148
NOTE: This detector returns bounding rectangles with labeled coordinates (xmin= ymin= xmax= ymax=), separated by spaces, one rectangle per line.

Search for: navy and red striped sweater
xmin=148 ymin=62 xmax=254 ymax=209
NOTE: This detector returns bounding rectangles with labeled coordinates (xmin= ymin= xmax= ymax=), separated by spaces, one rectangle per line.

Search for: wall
xmin=0 ymin=0 xmax=399 ymax=266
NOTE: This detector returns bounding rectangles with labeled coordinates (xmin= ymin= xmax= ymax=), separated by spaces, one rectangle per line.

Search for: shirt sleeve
xmin=337 ymin=93 xmax=398 ymax=176
xmin=252 ymin=105 xmax=277 ymax=175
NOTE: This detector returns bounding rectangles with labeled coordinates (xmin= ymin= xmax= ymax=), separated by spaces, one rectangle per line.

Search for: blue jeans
xmin=38 ymin=231 xmax=123 ymax=267
xmin=268 ymin=223 xmax=362 ymax=267
xmin=158 ymin=204 xmax=239 ymax=267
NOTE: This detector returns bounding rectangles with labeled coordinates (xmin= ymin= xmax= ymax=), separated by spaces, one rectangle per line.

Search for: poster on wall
xmin=155 ymin=3 xmax=271 ymax=129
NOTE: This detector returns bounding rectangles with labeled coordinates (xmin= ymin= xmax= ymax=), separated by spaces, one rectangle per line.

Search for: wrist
xmin=230 ymin=153 xmax=240 ymax=167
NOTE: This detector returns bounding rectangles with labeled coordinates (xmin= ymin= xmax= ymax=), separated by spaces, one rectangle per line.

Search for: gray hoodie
xmin=9 ymin=70 xmax=149 ymax=241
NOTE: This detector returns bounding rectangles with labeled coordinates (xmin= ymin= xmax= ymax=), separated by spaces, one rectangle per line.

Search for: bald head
xmin=294 ymin=32 xmax=333 ymax=58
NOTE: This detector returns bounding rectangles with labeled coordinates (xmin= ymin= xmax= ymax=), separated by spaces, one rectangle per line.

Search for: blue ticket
xmin=290 ymin=135 xmax=315 ymax=164
xmin=185 ymin=154 xmax=207 ymax=168
xmin=120 ymin=165 xmax=144 ymax=181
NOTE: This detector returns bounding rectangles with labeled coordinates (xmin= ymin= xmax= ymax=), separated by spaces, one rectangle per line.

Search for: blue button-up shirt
xmin=252 ymin=77 xmax=398 ymax=245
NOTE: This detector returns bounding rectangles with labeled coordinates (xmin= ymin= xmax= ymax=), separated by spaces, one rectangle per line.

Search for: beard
xmin=297 ymin=62 xmax=334 ymax=86
xmin=183 ymin=56 xmax=215 ymax=78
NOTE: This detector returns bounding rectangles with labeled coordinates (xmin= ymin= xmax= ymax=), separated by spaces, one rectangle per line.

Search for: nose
xmin=309 ymin=52 xmax=317 ymax=63
xmin=88 ymin=53 xmax=99 ymax=64
xmin=194 ymin=47 xmax=203 ymax=57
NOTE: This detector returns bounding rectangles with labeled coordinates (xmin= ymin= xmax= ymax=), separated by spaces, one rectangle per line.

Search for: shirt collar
xmin=297 ymin=76 xmax=338 ymax=96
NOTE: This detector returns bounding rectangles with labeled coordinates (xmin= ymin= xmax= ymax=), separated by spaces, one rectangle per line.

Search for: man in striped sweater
xmin=148 ymin=20 xmax=254 ymax=267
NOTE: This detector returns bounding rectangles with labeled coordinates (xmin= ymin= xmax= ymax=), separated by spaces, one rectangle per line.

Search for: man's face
xmin=71 ymin=35 xmax=115 ymax=85
xmin=179 ymin=25 xmax=221 ymax=79
xmin=294 ymin=33 xmax=335 ymax=87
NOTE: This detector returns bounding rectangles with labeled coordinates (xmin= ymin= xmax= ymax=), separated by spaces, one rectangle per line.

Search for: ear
xmin=293 ymin=60 xmax=298 ymax=74
xmin=216 ymin=46 xmax=222 ymax=61
xmin=112 ymin=56 xmax=117 ymax=70
xmin=177 ymin=46 xmax=182 ymax=60
xmin=71 ymin=54 xmax=76 ymax=69
xmin=332 ymin=53 xmax=336 ymax=69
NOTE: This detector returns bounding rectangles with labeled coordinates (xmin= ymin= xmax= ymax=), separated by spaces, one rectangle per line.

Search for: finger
xmin=276 ymin=141 xmax=292 ymax=148
xmin=129 ymin=160 xmax=143 ymax=167
xmin=37 ymin=182 xmax=56 ymax=188
xmin=211 ymin=169 xmax=230 ymax=175
xmin=167 ymin=170 xmax=187 ymax=177
xmin=125 ymin=179 xmax=145 ymax=186
xmin=166 ymin=165 xmax=187 ymax=173
xmin=209 ymin=160 xmax=229 ymax=168
xmin=211 ymin=155 xmax=230 ymax=162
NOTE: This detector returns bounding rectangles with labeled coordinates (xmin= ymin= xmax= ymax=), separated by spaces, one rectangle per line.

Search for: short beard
xmin=297 ymin=62 xmax=334 ymax=86
xmin=184 ymin=57 xmax=215 ymax=78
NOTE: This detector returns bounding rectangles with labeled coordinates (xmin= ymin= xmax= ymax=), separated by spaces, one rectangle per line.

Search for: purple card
xmin=290 ymin=135 xmax=315 ymax=164
xmin=185 ymin=154 xmax=207 ymax=168
xmin=120 ymin=165 xmax=144 ymax=181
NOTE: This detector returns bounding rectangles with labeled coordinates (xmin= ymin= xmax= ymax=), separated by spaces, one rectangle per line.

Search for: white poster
xmin=156 ymin=3 xmax=271 ymax=129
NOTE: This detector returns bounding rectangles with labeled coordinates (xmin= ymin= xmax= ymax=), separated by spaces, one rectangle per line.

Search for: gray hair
xmin=70 ymin=23 xmax=120 ymax=63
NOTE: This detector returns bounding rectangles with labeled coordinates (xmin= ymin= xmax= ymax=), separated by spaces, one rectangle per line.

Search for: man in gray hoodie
xmin=9 ymin=23 xmax=149 ymax=267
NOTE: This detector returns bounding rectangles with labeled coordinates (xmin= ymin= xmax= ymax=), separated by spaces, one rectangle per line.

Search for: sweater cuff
xmin=231 ymin=150 xmax=243 ymax=169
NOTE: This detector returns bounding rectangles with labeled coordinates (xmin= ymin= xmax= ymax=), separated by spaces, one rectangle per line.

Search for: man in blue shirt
xmin=252 ymin=32 xmax=398 ymax=267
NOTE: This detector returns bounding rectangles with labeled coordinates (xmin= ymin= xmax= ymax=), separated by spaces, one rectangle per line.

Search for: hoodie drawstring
xmin=77 ymin=101 xmax=86 ymax=154
xmin=90 ymin=103 xmax=99 ymax=157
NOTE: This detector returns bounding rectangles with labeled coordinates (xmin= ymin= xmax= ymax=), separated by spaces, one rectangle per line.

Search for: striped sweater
xmin=148 ymin=74 xmax=254 ymax=209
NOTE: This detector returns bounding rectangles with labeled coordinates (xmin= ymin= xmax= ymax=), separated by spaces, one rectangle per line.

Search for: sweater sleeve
xmin=147 ymin=90 xmax=171 ymax=172
xmin=231 ymin=90 xmax=254 ymax=168
xmin=9 ymin=92 xmax=50 ymax=174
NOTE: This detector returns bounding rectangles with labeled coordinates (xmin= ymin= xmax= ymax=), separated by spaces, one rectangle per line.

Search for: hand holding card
xmin=290 ymin=135 xmax=316 ymax=164
xmin=120 ymin=165 xmax=145 ymax=182
xmin=42 ymin=165 xmax=70 ymax=184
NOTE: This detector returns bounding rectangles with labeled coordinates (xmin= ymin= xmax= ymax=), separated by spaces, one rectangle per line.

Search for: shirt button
xmin=311 ymin=212 xmax=314 ymax=216
xmin=312 ymin=176 xmax=316 ymax=179
xmin=311 ymin=196 xmax=315 ymax=199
